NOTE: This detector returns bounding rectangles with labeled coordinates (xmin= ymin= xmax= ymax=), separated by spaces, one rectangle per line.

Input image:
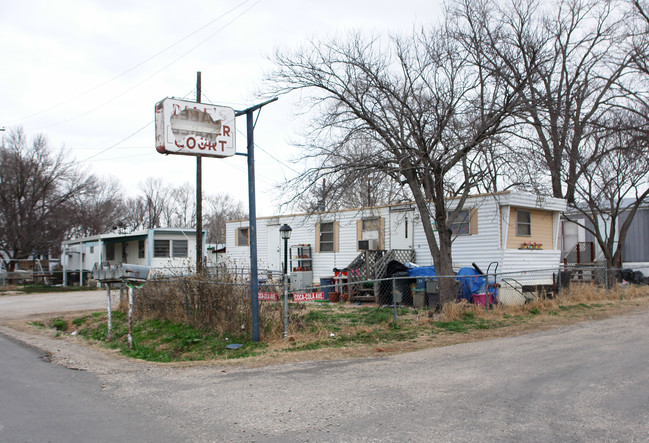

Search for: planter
xmin=329 ymin=291 xmax=339 ymax=303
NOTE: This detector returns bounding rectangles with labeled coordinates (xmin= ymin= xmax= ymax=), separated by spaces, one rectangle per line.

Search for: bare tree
xmin=168 ymin=182 xmax=196 ymax=228
xmin=140 ymin=177 xmax=172 ymax=229
xmin=0 ymin=127 xmax=97 ymax=269
xmin=450 ymin=0 xmax=634 ymax=204
xmin=204 ymin=193 xmax=246 ymax=244
xmin=266 ymin=27 xmax=520 ymax=302
xmin=67 ymin=177 xmax=126 ymax=238
xmin=566 ymin=113 xmax=649 ymax=269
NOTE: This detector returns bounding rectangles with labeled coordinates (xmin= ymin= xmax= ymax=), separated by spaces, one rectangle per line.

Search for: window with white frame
xmin=172 ymin=239 xmax=188 ymax=257
xmin=361 ymin=217 xmax=380 ymax=240
xmin=236 ymin=227 xmax=249 ymax=246
xmin=516 ymin=209 xmax=531 ymax=236
xmin=154 ymin=240 xmax=170 ymax=257
xmin=450 ymin=210 xmax=471 ymax=236
xmin=319 ymin=221 xmax=335 ymax=252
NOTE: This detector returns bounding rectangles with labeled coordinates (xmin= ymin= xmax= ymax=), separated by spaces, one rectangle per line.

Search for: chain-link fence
xmin=278 ymin=265 xmax=616 ymax=310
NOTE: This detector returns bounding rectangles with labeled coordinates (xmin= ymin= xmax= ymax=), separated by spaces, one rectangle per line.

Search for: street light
xmin=279 ymin=224 xmax=292 ymax=273
xmin=279 ymin=223 xmax=292 ymax=339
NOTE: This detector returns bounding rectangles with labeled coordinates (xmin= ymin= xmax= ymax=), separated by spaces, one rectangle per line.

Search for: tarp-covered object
xmin=408 ymin=266 xmax=436 ymax=290
xmin=456 ymin=267 xmax=485 ymax=301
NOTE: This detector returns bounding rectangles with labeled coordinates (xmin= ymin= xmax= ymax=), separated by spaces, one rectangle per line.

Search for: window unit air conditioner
xmin=358 ymin=238 xmax=379 ymax=251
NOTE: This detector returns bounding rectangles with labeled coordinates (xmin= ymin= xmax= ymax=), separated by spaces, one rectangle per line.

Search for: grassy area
xmin=40 ymin=283 xmax=649 ymax=364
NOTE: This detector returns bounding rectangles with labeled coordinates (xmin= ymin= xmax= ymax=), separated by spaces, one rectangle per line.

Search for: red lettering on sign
xmin=223 ymin=125 xmax=231 ymax=137
xmin=186 ymin=137 xmax=196 ymax=149
xmin=258 ymin=292 xmax=278 ymax=301
xmin=293 ymin=292 xmax=325 ymax=302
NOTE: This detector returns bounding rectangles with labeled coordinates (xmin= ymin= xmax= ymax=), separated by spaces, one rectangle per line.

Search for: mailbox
xmin=94 ymin=263 xmax=150 ymax=283
xmin=120 ymin=264 xmax=150 ymax=282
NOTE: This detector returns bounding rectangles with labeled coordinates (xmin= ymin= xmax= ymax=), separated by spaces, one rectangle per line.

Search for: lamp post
xmin=279 ymin=224 xmax=292 ymax=339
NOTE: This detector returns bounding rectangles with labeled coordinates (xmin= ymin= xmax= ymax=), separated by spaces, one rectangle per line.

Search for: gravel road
xmin=1 ymin=291 xmax=648 ymax=442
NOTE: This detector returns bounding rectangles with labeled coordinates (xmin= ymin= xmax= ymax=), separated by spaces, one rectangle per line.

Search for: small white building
xmin=61 ymin=228 xmax=205 ymax=286
xmin=225 ymin=191 xmax=567 ymax=286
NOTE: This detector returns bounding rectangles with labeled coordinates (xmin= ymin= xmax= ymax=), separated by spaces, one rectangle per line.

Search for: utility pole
xmin=196 ymin=72 xmax=203 ymax=274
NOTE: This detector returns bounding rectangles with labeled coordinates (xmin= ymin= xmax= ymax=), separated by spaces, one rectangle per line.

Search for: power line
xmin=201 ymin=91 xmax=300 ymax=175
xmin=78 ymin=120 xmax=154 ymax=163
xmin=32 ymin=0 xmax=263 ymax=130
xmin=11 ymin=0 xmax=256 ymax=124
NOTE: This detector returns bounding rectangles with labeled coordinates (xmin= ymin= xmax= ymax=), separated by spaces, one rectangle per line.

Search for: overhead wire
xmin=33 ymin=0 xmax=264 ymax=130
xmin=11 ymin=0 xmax=256 ymax=124
xmin=201 ymin=91 xmax=301 ymax=175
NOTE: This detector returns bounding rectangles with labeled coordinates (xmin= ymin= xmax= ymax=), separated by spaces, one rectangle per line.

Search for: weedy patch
xmin=38 ymin=280 xmax=649 ymax=364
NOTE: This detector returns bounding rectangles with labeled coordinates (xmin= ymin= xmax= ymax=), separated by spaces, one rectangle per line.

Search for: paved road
xmin=1 ymin=292 xmax=648 ymax=442
xmin=0 ymin=333 xmax=184 ymax=443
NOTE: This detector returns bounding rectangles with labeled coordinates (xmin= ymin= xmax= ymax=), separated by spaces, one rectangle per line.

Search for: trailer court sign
xmin=155 ymin=97 xmax=235 ymax=157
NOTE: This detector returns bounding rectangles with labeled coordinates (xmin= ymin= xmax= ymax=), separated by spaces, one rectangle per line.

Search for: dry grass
xmin=122 ymin=274 xmax=287 ymax=340
xmin=110 ymin=277 xmax=649 ymax=362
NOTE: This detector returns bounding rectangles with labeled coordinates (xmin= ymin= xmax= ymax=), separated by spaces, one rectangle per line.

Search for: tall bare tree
xmin=0 ymin=127 xmax=97 ymax=269
xmin=266 ymin=27 xmax=520 ymax=301
xmin=140 ymin=177 xmax=172 ymax=229
xmin=204 ymin=193 xmax=247 ymax=244
xmin=566 ymin=113 xmax=649 ymax=268
xmin=450 ymin=0 xmax=634 ymax=204
xmin=67 ymin=177 xmax=125 ymax=238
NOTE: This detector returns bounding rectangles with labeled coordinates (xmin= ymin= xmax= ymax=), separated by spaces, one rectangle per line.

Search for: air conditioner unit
xmin=358 ymin=238 xmax=379 ymax=251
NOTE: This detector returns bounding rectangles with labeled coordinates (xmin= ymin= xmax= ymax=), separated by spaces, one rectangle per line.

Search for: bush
xmin=123 ymin=274 xmax=284 ymax=340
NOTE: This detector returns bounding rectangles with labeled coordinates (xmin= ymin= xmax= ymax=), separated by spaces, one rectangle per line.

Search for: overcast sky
xmin=0 ymin=0 xmax=442 ymax=216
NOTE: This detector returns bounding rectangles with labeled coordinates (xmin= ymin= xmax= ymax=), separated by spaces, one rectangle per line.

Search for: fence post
xmin=106 ymin=284 xmax=112 ymax=342
xmin=128 ymin=285 xmax=134 ymax=350
xmin=392 ymin=278 xmax=398 ymax=322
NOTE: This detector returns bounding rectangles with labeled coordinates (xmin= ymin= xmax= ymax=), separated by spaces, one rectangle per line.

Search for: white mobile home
xmin=226 ymin=191 xmax=566 ymax=287
xmin=561 ymin=201 xmax=649 ymax=273
xmin=61 ymin=228 xmax=205 ymax=285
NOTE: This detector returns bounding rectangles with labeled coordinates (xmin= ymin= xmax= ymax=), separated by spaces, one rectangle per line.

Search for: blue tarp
xmin=408 ymin=266 xmax=436 ymax=290
xmin=407 ymin=266 xmax=436 ymax=278
xmin=455 ymin=267 xmax=486 ymax=301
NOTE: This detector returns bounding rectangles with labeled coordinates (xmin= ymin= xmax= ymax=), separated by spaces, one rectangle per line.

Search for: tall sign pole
xmin=235 ymin=97 xmax=278 ymax=342
xmin=196 ymin=71 xmax=203 ymax=274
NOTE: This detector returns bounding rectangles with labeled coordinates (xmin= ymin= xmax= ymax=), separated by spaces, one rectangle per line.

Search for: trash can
xmin=393 ymin=271 xmax=412 ymax=305
xmin=320 ymin=277 xmax=335 ymax=300
xmin=413 ymin=289 xmax=426 ymax=308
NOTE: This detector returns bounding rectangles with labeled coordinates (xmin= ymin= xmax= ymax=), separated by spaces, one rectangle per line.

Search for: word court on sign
xmin=155 ymin=97 xmax=236 ymax=158
xmin=292 ymin=292 xmax=325 ymax=302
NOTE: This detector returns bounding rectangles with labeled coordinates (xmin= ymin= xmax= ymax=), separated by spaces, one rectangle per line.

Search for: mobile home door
xmin=390 ymin=210 xmax=414 ymax=250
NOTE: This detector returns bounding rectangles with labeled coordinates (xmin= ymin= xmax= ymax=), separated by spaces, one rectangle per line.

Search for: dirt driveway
xmin=0 ymin=290 xmax=117 ymax=321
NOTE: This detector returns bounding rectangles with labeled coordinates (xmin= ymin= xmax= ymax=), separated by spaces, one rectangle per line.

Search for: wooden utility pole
xmin=196 ymin=71 xmax=203 ymax=274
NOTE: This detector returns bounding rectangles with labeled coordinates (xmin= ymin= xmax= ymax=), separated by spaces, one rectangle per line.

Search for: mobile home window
xmin=172 ymin=240 xmax=188 ymax=258
xmin=138 ymin=240 xmax=145 ymax=259
xmin=361 ymin=218 xmax=380 ymax=239
xmin=154 ymin=240 xmax=170 ymax=257
xmin=516 ymin=210 xmax=531 ymax=236
xmin=236 ymin=227 xmax=249 ymax=246
xmin=105 ymin=244 xmax=115 ymax=261
xmin=319 ymin=222 xmax=335 ymax=252
xmin=449 ymin=210 xmax=470 ymax=236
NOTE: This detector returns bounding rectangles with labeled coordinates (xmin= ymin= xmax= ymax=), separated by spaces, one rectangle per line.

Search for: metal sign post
xmin=235 ymin=97 xmax=278 ymax=343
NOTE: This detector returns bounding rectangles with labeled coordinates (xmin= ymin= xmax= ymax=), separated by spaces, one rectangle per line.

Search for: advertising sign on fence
xmin=258 ymin=292 xmax=278 ymax=301
xmin=293 ymin=292 xmax=325 ymax=302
